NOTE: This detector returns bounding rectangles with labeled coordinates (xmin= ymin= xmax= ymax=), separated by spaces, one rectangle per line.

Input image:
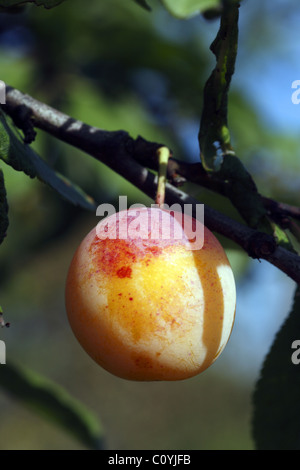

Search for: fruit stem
xmin=155 ymin=146 xmax=170 ymax=207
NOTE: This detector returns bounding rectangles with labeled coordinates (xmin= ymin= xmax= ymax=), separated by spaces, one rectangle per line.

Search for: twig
xmin=155 ymin=146 xmax=171 ymax=207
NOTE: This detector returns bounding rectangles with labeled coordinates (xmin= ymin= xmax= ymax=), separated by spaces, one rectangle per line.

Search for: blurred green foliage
xmin=0 ymin=0 xmax=299 ymax=450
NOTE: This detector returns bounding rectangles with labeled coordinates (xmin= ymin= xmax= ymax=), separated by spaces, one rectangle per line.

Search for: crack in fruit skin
xmin=65 ymin=208 xmax=236 ymax=381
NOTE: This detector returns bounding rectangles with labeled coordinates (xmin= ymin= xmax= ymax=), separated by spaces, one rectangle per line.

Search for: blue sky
xmin=220 ymin=260 xmax=296 ymax=381
xmin=236 ymin=0 xmax=300 ymax=134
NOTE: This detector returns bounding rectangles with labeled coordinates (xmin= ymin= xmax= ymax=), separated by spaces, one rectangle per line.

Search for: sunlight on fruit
xmin=65 ymin=208 xmax=236 ymax=381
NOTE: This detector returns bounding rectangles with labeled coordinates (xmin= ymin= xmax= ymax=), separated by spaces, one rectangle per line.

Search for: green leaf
xmin=0 ymin=111 xmax=96 ymax=211
xmin=0 ymin=168 xmax=8 ymax=245
xmin=132 ymin=0 xmax=151 ymax=11
xmin=160 ymin=0 xmax=221 ymax=19
xmin=197 ymin=3 xmax=273 ymax=230
xmin=286 ymin=222 xmax=300 ymax=255
xmin=271 ymin=222 xmax=295 ymax=252
xmin=0 ymin=362 xmax=104 ymax=449
xmin=217 ymin=154 xmax=269 ymax=228
xmin=198 ymin=3 xmax=239 ymax=170
xmin=0 ymin=111 xmax=36 ymax=177
xmin=0 ymin=0 xmax=65 ymax=8
xmin=252 ymin=285 xmax=300 ymax=450
xmin=32 ymin=157 xmax=97 ymax=212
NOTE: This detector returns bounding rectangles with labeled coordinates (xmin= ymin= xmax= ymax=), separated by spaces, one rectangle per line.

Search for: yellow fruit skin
xmin=65 ymin=208 xmax=236 ymax=381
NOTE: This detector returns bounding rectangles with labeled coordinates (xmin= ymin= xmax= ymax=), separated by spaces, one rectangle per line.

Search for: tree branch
xmin=148 ymin=157 xmax=300 ymax=227
xmin=2 ymin=86 xmax=300 ymax=284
